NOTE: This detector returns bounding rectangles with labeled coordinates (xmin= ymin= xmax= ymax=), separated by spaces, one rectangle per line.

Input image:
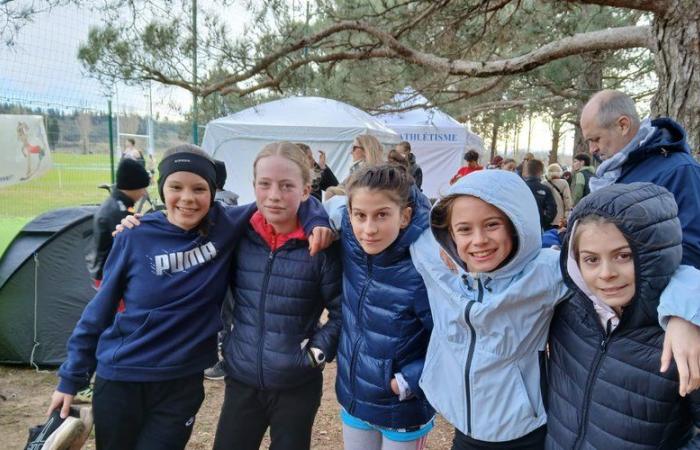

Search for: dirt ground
xmin=0 ymin=363 xmax=455 ymax=449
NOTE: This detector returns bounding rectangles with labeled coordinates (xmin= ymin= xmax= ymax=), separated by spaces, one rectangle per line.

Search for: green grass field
xmin=0 ymin=217 xmax=31 ymax=257
xmin=0 ymin=153 xmax=159 ymax=257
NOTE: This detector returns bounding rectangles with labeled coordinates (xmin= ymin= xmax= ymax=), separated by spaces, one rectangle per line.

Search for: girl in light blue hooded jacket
xmin=409 ymin=169 xmax=700 ymax=450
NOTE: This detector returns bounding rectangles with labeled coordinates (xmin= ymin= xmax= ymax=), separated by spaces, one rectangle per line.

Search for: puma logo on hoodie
xmin=153 ymin=242 xmax=217 ymax=276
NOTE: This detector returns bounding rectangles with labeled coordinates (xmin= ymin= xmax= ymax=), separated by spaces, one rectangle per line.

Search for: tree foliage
xmin=64 ymin=0 xmax=700 ymax=150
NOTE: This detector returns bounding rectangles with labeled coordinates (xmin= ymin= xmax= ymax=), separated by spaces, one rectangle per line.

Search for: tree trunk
xmin=550 ymin=118 xmax=562 ymax=164
xmin=651 ymin=0 xmax=700 ymax=152
xmin=573 ymin=52 xmax=604 ymax=157
xmin=490 ymin=113 xmax=501 ymax=161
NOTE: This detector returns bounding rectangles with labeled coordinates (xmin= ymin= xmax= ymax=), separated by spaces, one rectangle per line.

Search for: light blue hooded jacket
xmin=410 ymin=169 xmax=700 ymax=442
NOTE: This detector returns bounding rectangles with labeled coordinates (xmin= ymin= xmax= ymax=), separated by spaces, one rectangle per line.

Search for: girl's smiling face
xmin=576 ymin=222 xmax=635 ymax=314
xmin=163 ymin=171 xmax=211 ymax=231
xmin=449 ymin=196 xmax=514 ymax=273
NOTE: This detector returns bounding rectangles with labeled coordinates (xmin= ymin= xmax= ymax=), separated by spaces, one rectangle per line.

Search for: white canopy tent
xmin=201 ymin=96 xmax=400 ymax=204
xmin=377 ymin=90 xmax=483 ymax=198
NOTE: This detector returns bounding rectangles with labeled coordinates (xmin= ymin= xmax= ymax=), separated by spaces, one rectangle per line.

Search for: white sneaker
xmin=68 ymin=406 xmax=93 ymax=450
xmin=41 ymin=416 xmax=84 ymax=450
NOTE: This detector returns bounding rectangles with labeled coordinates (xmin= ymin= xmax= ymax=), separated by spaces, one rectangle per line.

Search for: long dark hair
xmin=346 ymin=163 xmax=414 ymax=209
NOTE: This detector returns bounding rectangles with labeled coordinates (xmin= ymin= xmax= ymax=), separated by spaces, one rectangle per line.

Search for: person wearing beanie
xmin=213 ymin=160 xmax=239 ymax=207
xmin=488 ymin=155 xmax=504 ymax=169
xmin=53 ymin=143 xmax=334 ymax=450
xmin=85 ymin=158 xmax=150 ymax=284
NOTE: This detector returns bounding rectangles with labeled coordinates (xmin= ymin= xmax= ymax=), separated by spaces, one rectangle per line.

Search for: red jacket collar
xmin=250 ymin=210 xmax=306 ymax=251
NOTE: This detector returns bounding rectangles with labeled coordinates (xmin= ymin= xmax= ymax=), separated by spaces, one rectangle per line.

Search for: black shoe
xmin=204 ymin=360 xmax=226 ymax=380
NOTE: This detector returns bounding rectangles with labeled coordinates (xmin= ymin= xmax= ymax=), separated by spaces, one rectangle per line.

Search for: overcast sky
xmin=0 ymin=1 xmax=254 ymax=118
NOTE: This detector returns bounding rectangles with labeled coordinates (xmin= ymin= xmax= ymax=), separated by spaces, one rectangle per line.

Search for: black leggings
xmin=92 ymin=373 xmax=205 ymax=450
xmin=452 ymin=426 xmax=546 ymax=450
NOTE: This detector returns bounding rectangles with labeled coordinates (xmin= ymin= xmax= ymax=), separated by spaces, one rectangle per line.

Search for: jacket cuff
xmin=394 ymin=372 xmax=413 ymax=401
xmin=657 ymin=265 xmax=700 ymax=330
xmin=57 ymin=377 xmax=83 ymax=396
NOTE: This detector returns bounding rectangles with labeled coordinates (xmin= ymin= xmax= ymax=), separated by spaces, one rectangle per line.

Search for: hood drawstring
xmin=483 ymin=278 xmax=493 ymax=292
xmin=462 ymin=274 xmax=472 ymax=291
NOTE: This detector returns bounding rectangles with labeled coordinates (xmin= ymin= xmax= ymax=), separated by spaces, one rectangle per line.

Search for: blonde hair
xmin=295 ymin=142 xmax=321 ymax=185
xmin=547 ymin=163 xmax=563 ymax=179
xmin=355 ymin=134 xmax=384 ymax=166
xmin=253 ymin=141 xmax=312 ymax=186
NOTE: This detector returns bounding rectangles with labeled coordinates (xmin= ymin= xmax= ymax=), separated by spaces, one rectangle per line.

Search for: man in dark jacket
xmin=85 ymin=158 xmax=150 ymax=284
xmin=396 ymin=141 xmax=423 ymax=190
xmin=523 ymin=159 xmax=557 ymax=231
xmin=580 ymin=89 xmax=700 ymax=267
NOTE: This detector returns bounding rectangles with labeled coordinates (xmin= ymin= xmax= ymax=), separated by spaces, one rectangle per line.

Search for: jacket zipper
xmin=463 ymin=277 xmax=483 ymax=435
xmin=573 ymin=319 xmax=613 ymax=450
xmin=349 ymin=258 xmax=373 ymax=415
xmin=256 ymin=250 xmax=275 ymax=389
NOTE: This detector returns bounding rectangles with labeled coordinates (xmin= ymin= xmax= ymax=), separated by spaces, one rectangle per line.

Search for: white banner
xmin=0 ymin=115 xmax=53 ymax=187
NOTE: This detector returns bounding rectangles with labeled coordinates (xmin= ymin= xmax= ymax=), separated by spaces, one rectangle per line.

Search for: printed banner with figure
xmin=0 ymin=115 xmax=53 ymax=187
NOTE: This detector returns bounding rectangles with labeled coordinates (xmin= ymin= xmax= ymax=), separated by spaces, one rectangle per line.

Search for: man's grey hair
xmin=595 ymin=91 xmax=640 ymax=129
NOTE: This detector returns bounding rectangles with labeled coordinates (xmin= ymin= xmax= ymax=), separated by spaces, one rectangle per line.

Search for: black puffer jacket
xmin=222 ymin=225 xmax=342 ymax=390
xmin=546 ymin=182 xmax=700 ymax=449
xmin=85 ymin=190 xmax=136 ymax=280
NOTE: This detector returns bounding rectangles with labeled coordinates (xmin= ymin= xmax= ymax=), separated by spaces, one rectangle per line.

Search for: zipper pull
xmin=600 ymin=319 xmax=613 ymax=352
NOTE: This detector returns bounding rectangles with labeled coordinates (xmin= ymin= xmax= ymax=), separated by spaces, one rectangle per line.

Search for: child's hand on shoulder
xmin=112 ymin=213 xmax=142 ymax=237
xmin=662 ymin=316 xmax=700 ymax=396
xmin=308 ymin=226 xmax=335 ymax=256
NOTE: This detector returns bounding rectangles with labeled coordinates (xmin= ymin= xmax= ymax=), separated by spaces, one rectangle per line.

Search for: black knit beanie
xmin=116 ymin=158 xmax=150 ymax=190
xmin=214 ymin=160 xmax=227 ymax=190
xmin=157 ymin=152 xmax=217 ymax=205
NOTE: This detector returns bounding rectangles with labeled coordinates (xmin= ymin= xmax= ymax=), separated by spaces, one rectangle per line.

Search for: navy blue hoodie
xmin=58 ymin=200 xmax=328 ymax=394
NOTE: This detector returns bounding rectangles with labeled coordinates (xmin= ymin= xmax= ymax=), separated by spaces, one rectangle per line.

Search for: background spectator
xmin=523 ymin=159 xmax=557 ymax=230
xmin=214 ymin=160 xmax=239 ymax=206
xmin=395 ymin=141 xmax=423 ymax=190
xmin=488 ymin=155 xmax=504 ymax=169
xmin=502 ymin=158 xmax=517 ymax=172
xmin=544 ymin=163 xmax=572 ymax=228
xmin=450 ymin=149 xmax=483 ymax=184
xmin=296 ymin=143 xmax=339 ymax=201
xmin=571 ymin=152 xmax=594 ymax=205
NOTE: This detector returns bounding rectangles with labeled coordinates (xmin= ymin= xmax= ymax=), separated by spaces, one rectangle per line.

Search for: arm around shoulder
xmin=309 ymin=242 xmax=342 ymax=361
xmin=658 ymin=265 xmax=700 ymax=329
